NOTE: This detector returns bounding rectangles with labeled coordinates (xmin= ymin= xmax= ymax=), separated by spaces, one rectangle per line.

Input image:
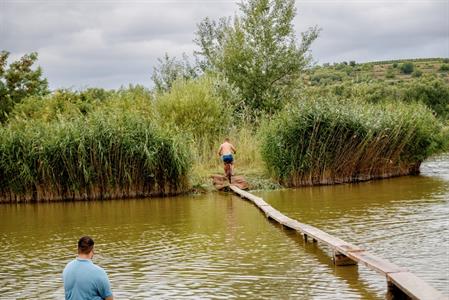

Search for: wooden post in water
xmin=333 ymin=250 xmax=357 ymax=266
xmin=386 ymin=280 xmax=411 ymax=300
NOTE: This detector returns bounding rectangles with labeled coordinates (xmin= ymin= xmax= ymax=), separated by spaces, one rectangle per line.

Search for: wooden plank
xmin=298 ymin=225 xmax=363 ymax=253
xmin=387 ymin=272 xmax=448 ymax=300
xmin=229 ymin=185 xmax=448 ymax=300
xmin=282 ymin=219 xmax=307 ymax=231
xmin=260 ymin=206 xmax=290 ymax=223
xmin=345 ymin=250 xmax=405 ymax=274
xmin=230 ymin=185 xmax=269 ymax=207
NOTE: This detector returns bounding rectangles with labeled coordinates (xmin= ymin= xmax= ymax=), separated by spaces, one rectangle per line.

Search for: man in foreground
xmin=218 ymin=137 xmax=237 ymax=176
xmin=63 ymin=236 xmax=113 ymax=300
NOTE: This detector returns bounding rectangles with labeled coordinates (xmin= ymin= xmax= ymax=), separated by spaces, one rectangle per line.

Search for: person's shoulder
xmin=91 ymin=263 xmax=108 ymax=276
xmin=63 ymin=259 xmax=77 ymax=269
xmin=63 ymin=259 xmax=78 ymax=276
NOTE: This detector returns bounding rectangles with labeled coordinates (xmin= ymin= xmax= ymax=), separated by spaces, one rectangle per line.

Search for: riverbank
xmin=1 ymin=75 xmax=447 ymax=202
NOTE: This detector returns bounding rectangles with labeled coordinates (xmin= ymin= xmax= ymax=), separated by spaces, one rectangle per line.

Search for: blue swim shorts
xmin=222 ymin=154 xmax=233 ymax=163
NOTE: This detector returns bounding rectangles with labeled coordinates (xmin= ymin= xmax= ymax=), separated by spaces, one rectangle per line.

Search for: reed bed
xmin=0 ymin=110 xmax=190 ymax=202
xmin=2 ymin=76 xmax=447 ymax=200
xmin=260 ymin=98 xmax=448 ymax=186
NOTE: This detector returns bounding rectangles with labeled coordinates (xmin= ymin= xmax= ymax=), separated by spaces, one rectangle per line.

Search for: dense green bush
xmin=440 ymin=64 xmax=449 ymax=72
xmin=400 ymin=62 xmax=414 ymax=74
xmin=261 ymin=98 xmax=447 ymax=186
xmin=402 ymin=78 xmax=449 ymax=120
xmin=155 ymin=76 xmax=231 ymax=147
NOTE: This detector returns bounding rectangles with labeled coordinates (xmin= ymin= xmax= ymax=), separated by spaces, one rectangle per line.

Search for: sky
xmin=1 ymin=0 xmax=448 ymax=90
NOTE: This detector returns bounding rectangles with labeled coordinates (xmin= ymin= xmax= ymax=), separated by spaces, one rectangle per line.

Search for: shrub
xmin=439 ymin=64 xmax=449 ymax=72
xmin=412 ymin=70 xmax=423 ymax=78
xmin=402 ymin=78 xmax=449 ymax=119
xmin=385 ymin=68 xmax=396 ymax=79
xmin=400 ymin=62 xmax=414 ymax=74
xmin=155 ymin=76 xmax=231 ymax=146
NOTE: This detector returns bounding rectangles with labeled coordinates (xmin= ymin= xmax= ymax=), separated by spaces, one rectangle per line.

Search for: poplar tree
xmin=194 ymin=0 xmax=319 ymax=116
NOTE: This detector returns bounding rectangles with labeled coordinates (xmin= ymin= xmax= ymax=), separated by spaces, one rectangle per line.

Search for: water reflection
xmin=0 ymin=155 xmax=447 ymax=299
xmin=257 ymin=154 xmax=449 ymax=297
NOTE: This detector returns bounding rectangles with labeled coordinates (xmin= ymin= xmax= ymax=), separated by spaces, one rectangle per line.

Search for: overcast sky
xmin=1 ymin=0 xmax=448 ymax=90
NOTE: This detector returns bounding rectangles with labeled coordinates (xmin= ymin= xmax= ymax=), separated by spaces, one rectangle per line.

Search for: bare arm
xmin=231 ymin=145 xmax=236 ymax=154
xmin=218 ymin=145 xmax=222 ymax=156
xmin=105 ymin=296 xmax=113 ymax=300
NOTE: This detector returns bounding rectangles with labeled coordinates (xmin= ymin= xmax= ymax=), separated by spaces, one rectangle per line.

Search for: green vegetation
xmin=0 ymin=90 xmax=190 ymax=201
xmin=195 ymin=0 xmax=318 ymax=118
xmin=1 ymin=0 xmax=447 ymax=201
xmin=0 ymin=51 xmax=49 ymax=123
xmin=260 ymin=99 xmax=447 ymax=186
xmin=304 ymin=58 xmax=449 ymax=119
xmin=400 ymin=62 xmax=414 ymax=74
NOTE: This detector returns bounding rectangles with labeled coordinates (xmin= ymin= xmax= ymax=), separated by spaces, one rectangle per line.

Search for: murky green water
xmin=1 ymin=155 xmax=448 ymax=299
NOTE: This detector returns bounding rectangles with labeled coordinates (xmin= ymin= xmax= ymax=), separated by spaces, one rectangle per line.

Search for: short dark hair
xmin=224 ymin=137 xmax=230 ymax=142
xmin=78 ymin=236 xmax=94 ymax=254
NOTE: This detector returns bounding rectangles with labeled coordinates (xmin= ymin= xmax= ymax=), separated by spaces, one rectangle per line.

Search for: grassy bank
xmin=260 ymin=98 xmax=447 ymax=186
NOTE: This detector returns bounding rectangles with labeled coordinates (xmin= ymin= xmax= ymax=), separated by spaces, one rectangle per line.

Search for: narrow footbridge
xmin=229 ymin=185 xmax=448 ymax=300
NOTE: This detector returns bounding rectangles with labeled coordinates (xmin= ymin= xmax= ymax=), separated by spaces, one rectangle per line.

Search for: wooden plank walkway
xmin=229 ymin=185 xmax=448 ymax=300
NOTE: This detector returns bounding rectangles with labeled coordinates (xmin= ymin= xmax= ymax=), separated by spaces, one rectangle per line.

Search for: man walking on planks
xmin=63 ymin=236 xmax=113 ymax=300
xmin=218 ymin=137 xmax=237 ymax=176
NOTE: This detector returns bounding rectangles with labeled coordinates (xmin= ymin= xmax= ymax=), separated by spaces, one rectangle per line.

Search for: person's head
xmin=78 ymin=236 xmax=94 ymax=258
xmin=224 ymin=137 xmax=230 ymax=143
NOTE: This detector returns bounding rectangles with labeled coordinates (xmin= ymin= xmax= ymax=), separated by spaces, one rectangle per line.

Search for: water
xmin=0 ymin=155 xmax=448 ymax=299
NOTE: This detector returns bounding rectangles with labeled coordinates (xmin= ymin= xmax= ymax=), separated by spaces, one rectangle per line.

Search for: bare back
xmin=218 ymin=142 xmax=236 ymax=156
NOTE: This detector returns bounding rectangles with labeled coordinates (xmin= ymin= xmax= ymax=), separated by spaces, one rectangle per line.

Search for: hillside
xmin=305 ymin=58 xmax=449 ymax=85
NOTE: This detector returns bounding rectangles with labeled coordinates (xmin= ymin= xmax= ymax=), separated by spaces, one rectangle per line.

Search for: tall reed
xmin=0 ymin=108 xmax=190 ymax=202
xmin=260 ymin=98 xmax=448 ymax=186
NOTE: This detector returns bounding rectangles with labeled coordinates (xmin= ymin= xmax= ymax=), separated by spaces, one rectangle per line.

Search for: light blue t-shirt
xmin=63 ymin=258 xmax=112 ymax=300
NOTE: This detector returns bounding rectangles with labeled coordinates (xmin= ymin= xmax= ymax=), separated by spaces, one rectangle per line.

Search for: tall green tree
xmin=194 ymin=0 xmax=319 ymax=116
xmin=0 ymin=51 xmax=49 ymax=122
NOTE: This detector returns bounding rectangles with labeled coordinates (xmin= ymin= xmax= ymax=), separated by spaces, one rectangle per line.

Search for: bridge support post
xmin=386 ymin=280 xmax=411 ymax=300
xmin=333 ymin=250 xmax=357 ymax=266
